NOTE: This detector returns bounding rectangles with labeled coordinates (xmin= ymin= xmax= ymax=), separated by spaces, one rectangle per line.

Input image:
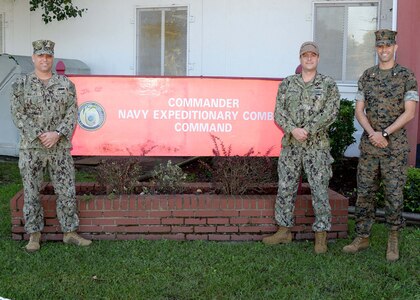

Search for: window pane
xmin=346 ymin=6 xmax=377 ymax=81
xmin=315 ymin=3 xmax=378 ymax=82
xmin=138 ymin=11 xmax=162 ymax=75
xmin=315 ymin=6 xmax=345 ymax=81
xmin=164 ymin=9 xmax=187 ymax=76
xmin=137 ymin=8 xmax=187 ymax=76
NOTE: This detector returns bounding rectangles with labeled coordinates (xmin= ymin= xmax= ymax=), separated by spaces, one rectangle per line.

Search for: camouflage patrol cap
xmin=375 ymin=29 xmax=397 ymax=46
xmin=32 ymin=40 xmax=55 ymax=55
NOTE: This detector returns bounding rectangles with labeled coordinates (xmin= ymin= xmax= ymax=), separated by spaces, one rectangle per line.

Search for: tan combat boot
xmin=314 ymin=231 xmax=328 ymax=254
xmin=342 ymin=236 xmax=369 ymax=253
xmin=25 ymin=232 xmax=41 ymax=252
xmin=63 ymin=232 xmax=92 ymax=246
xmin=386 ymin=230 xmax=399 ymax=262
xmin=262 ymin=227 xmax=292 ymax=245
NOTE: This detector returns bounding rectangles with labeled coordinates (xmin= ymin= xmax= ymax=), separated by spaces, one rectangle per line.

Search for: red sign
xmin=70 ymin=76 xmax=283 ymax=156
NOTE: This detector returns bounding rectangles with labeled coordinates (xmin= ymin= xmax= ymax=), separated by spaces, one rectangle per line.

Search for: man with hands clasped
xmin=263 ymin=42 xmax=340 ymax=254
xmin=11 ymin=40 xmax=92 ymax=252
xmin=343 ymin=29 xmax=418 ymax=261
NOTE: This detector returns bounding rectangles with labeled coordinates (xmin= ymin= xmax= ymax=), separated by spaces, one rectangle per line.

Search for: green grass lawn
xmin=0 ymin=161 xmax=419 ymax=300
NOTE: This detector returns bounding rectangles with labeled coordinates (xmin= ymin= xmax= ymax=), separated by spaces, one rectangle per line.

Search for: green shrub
xmin=329 ymin=99 xmax=356 ymax=161
xmin=152 ymin=160 xmax=187 ymax=194
xmin=403 ymin=167 xmax=420 ymax=213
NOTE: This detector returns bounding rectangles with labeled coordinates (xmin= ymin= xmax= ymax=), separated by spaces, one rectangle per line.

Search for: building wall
xmin=397 ymin=0 xmax=420 ymax=166
xmin=1 ymin=0 xmax=395 ymax=79
xmin=4 ymin=0 xmax=312 ymax=78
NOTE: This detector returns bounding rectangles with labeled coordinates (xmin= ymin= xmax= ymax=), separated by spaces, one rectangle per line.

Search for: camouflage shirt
xmin=356 ymin=64 xmax=419 ymax=154
xmin=274 ymin=73 xmax=340 ymax=149
xmin=10 ymin=72 xmax=78 ymax=149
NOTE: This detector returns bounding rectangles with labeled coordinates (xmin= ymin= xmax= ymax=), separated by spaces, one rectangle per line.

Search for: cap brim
xmin=300 ymin=50 xmax=319 ymax=56
xmin=33 ymin=51 xmax=54 ymax=55
xmin=376 ymin=41 xmax=395 ymax=46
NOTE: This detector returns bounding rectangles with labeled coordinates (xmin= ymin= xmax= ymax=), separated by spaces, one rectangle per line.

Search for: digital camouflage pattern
xmin=275 ymin=73 xmax=340 ymax=150
xmin=32 ymin=39 xmax=55 ymax=55
xmin=274 ymin=73 xmax=340 ymax=232
xmin=19 ymin=149 xmax=79 ymax=233
xmin=355 ymin=64 xmax=418 ymax=236
xmin=355 ymin=151 xmax=408 ymax=236
xmin=11 ymin=72 xmax=77 ymax=149
xmin=375 ymin=29 xmax=397 ymax=46
xmin=275 ymin=147 xmax=333 ymax=231
xmin=356 ymin=64 xmax=419 ymax=155
xmin=10 ymin=72 xmax=79 ymax=233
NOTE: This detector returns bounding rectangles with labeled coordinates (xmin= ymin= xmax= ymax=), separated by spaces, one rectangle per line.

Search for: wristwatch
xmin=55 ymin=130 xmax=61 ymax=137
xmin=382 ymin=129 xmax=389 ymax=138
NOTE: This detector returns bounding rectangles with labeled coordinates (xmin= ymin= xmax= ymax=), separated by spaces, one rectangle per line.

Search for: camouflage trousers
xmin=18 ymin=148 xmax=79 ymax=234
xmin=355 ymin=151 xmax=408 ymax=237
xmin=275 ymin=147 xmax=333 ymax=232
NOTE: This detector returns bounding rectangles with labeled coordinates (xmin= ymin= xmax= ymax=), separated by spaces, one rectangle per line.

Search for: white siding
xmin=6 ymin=0 xmax=313 ymax=78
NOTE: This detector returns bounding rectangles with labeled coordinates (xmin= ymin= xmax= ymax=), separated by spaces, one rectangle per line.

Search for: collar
xmin=373 ymin=64 xmax=401 ymax=77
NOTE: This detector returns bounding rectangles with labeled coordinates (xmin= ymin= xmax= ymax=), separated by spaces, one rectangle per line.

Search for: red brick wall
xmin=10 ymin=183 xmax=348 ymax=241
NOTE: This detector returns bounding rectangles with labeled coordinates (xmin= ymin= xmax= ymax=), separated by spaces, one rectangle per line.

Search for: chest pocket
xmin=52 ymin=86 xmax=68 ymax=101
xmin=284 ymin=87 xmax=301 ymax=110
xmin=286 ymin=88 xmax=301 ymax=97
xmin=24 ymin=92 xmax=44 ymax=114
xmin=311 ymin=87 xmax=325 ymax=111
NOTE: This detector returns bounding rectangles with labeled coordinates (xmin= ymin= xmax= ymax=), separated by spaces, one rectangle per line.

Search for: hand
xmin=39 ymin=131 xmax=60 ymax=148
xmin=368 ymin=132 xmax=388 ymax=148
xmin=291 ymin=128 xmax=308 ymax=142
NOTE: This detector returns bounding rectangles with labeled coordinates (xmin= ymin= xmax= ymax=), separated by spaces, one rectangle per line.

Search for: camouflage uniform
xmin=274 ymin=73 xmax=340 ymax=231
xmin=355 ymin=64 xmax=419 ymax=237
xmin=11 ymin=71 xmax=79 ymax=234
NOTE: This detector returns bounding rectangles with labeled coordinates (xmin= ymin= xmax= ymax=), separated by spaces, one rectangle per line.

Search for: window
xmin=0 ymin=13 xmax=4 ymax=53
xmin=136 ymin=7 xmax=188 ymax=76
xmin=314 ymin=2 xmax=379 ymax=82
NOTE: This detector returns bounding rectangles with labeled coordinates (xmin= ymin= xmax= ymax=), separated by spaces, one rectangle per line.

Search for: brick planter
xmin=10 ymin=183 xmax=348 ymax=241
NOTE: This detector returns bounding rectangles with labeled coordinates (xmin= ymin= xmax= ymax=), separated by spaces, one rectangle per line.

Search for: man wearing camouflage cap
xmin=343 ymin=29 xmax=418 ymax=261
xmin=10 ymin=40 xmax=92 ymax=252
xmin=263 ymin=42 xmax=340 ymax=254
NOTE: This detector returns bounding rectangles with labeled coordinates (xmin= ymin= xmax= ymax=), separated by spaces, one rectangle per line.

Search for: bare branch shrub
xmin=201 ymin=135 xmax=276 ymax=195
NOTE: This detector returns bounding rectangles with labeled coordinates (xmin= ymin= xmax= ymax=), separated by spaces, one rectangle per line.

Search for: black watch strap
xmin=382 ymin=129 xmax=389 ymax=138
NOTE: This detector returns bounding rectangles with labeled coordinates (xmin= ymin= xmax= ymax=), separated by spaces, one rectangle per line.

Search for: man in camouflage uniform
xmin=263 ymin=42 xmax=340 ymax=254
xmin=343 ymin=30 xmax=418 ymax=261
xmin=10 ymin=40 xmax=91 ymax=252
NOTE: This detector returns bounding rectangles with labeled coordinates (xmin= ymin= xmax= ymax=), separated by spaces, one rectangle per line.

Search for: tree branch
xmin=29 ymin=0 xmax=87 ymax=24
